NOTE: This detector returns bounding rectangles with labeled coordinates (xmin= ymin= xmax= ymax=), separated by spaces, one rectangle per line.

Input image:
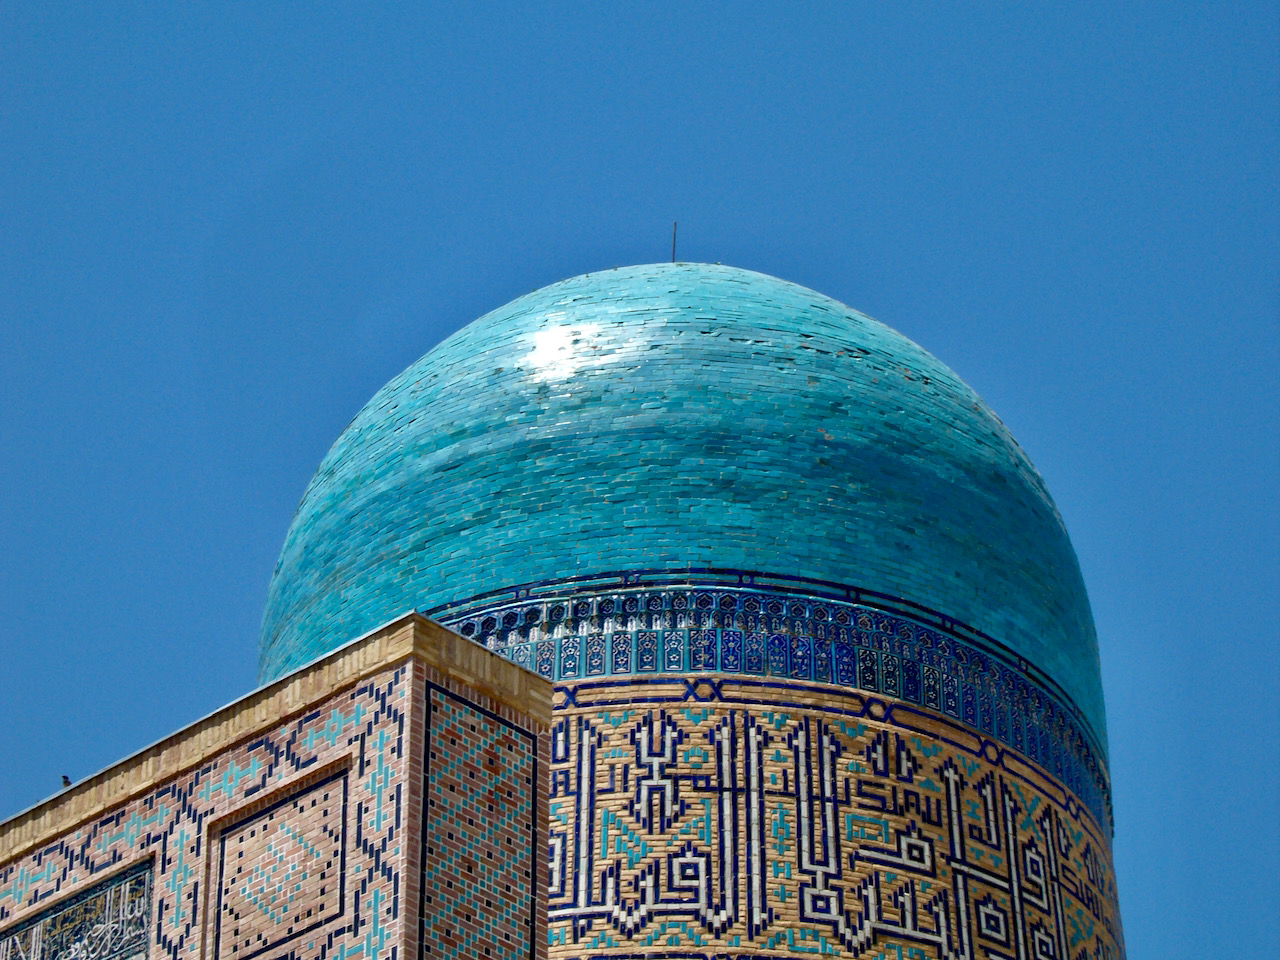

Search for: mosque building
xmin=0 ymin=264 xmax=1124 ymax=960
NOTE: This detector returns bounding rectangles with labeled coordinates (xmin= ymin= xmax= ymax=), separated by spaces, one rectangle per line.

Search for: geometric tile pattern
xmin=421 ymin=684 xmax=539 ymax=960
xmin=545 ymin=676 xmax=1123 ymax=960
xmin=436 ymin=574 xmax=1112 ymax=832
xmin=214 ymin=771 xmax=347 ymax=960
xmin=0 ymin=669 xmax=411 ymax=960
xmin=0 ymin=860 xmax=151 ymax=960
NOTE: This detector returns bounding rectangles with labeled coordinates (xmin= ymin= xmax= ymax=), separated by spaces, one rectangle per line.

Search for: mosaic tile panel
xmin=0 ymin=860 xmax=151 ymax=960
xmin=214 ymin=771 xmax=347 ymax=960
xmin=544 ymin=678 xmax=1123 ymax=960
xmin=435 ymin=576 xmax=1111 ymax=833
xmin=421 ymin=684 xmax=539 ymax=960
xmin=0 ymin=670 xmax=410 ymax=960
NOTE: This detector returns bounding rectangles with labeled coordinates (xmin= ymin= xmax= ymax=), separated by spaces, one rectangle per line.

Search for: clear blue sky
xmin=1 ymin=4 xmax=1275 ymax=956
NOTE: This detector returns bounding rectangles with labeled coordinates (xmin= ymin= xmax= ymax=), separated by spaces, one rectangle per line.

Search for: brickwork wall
xmin=418 ymin=668 xmax=546 ymax=960
xmin=0 ymin=665 xmax=410 ymax=960
xmin=213 ymin=767 xmax=349 ymax=960
xmin=0 ymin=617 xmax=553 ymax=960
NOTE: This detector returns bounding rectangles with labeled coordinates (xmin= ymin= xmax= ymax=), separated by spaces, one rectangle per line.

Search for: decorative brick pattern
xmin=0 ymin=618 xmax=553 ymax=960
xmin=421 ymin=684 xmax=538 ymax=960
xmin=0 ymin=670 xmax=410 ymax=960
xmin=214 ymin=771 xmax=347 ymax=960
xmin=545 ymin=677 xmax=1123 ymax=960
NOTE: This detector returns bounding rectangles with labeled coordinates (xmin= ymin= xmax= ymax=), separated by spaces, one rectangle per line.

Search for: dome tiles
xmin=259 ymin=263 xmax=1106 ymax=754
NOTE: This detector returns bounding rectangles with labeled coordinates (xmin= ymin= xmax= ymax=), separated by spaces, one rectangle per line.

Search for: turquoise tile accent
xmin=259 ymin=264 xmax=1106 ymax=755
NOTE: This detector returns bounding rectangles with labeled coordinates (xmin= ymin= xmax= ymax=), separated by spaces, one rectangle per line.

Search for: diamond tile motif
xmin=214 ymin=771 xmax=347 ymax=960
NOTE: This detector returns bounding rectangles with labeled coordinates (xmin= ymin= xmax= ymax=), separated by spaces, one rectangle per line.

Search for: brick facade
xmin=0 ymin=616 xmax=551 ymax=960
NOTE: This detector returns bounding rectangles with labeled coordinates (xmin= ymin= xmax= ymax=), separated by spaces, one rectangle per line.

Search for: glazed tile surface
xmin=259 ymin=264 xmax=1105 ymax=753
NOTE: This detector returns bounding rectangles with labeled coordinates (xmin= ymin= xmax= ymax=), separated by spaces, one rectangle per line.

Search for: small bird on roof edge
xmin=61 ymin=775 xmax=71 ymax=788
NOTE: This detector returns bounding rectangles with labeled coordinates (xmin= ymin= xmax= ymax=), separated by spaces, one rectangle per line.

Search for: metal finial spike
xmin=671 ymin=221 xmax=677 ymax=263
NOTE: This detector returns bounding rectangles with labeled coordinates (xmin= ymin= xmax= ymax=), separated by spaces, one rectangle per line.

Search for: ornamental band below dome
xmin=432 ymin=570 xmax=1113 ymax=833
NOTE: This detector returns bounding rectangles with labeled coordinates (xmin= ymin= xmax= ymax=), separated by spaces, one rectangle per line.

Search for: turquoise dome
xmin=260 ymin=263 xmax=1105 ymax=752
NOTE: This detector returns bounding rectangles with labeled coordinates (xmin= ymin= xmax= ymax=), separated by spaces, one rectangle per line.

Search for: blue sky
xmin=1 ymin=4 xmax=1276 ymax=955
